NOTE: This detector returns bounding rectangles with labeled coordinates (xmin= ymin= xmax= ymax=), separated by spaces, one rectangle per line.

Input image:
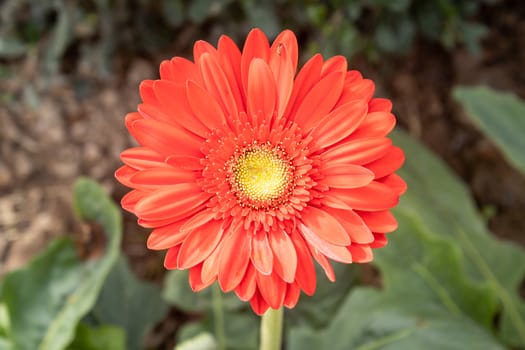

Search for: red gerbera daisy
xmin=116 ymin=28 xmax=406 ymax=315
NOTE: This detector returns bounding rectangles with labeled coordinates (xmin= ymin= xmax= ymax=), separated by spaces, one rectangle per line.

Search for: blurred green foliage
xmin=0 ymin=0 xmax=495 ymax=78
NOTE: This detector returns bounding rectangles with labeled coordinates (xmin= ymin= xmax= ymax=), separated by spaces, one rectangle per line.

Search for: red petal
xmin=121 ymin=189 xmax=146 ymax=212
xmin=269 ymin=33 xmax=296 ymax=118
xmin=370 ymin=233 xmax=388 ymax=248
xmin=301 ymin=206 xmax=351 ymax=246
xmin=247 ymin=58 xmax=276 ymax=118
xmin=241 ymin=28 xmax=270 ymax=96
xmin=348 ymin=244 xmax=373 ymax=263
xmin=218 ymin=35 xmax=244 ymax=109
xmin=323 ymin=207 xmax=374 ymax=244
xmin=283 ymin=54 xmax=323 ymax=119
xmin=120 ymin=147 xmax=167 ymax=170
xmin=256 ymin=271 xmax=286 ymax=309
xmin=129 ymin=167 xmax=196 ymax=188
xmin=201 ymin=243 xmax=222 ymax=284
xmin=251 ymin=229 xmax=273 ymax=275
xmin=186 ymin=80 xmax=228 ymax=131
xmin=321 ymin=55 xmax=347 ymax=77
xmin=250 ymin=290 xmax=269 ymax=316
xmin=298 ymin=223 xmax=352 ymax=263
xmin=199 ymin=53 xmax=239 ymax=118
xmin=290 ymin=230 xmax=316 ymax=295
xmin=166 ymin=155 xmax=204 ymax=170
xmin=284 ymin=282 xmax=301 ymax=308
xmin=160 ymin=57 xmax=200 ymax=83
xmin=368 ymin=98 xmax=392 ymax=113
xmin=350 ymin=112 xmax=396 ymax=139
xmin=337 ymin=78 xmax=375 ymax=106
xmin=130 ymin=119 xmax=203 ymax=158
xmin=307 ymin=243 xmax=336 ymax=282
xmin=235 ymin=263 xmax=257 ymax=301
xmin=179 ymin=209 xmax=216 ymax=233
xmin=164 ymin=245 xmax=181 ymax=269
xmin=294 ymin=71 xmax=345 ymax=130
xmin=147 ymin=220 xmax=189 ymax=250
xmin=193 ymin=40 xmax=217 ymax=62
xmin=322 ymin=137 xmax=392 ymax=165
xmin=319 ymin=164 xmax=374 ymax=189
xmin=134 ymin=184 xmax=210 ymax=220
xmin=365 ymin=146 xmax=405 ymax=179
xmin=309 ymin=100 xmax=368 ymax=146
xmin=378 ymin=173 xmax=407 ymax=195
xmin=329 ymin=182 xmax=398 ymax=211
xmin=115 ymin=165 xmax=136 ymax=188
xmin=271 ymin=30 xmax=298 ymax=73
xmin=189 ymin=263 xmax=215 ymax=292
xmin=218 ymin=223 xmax=251 ymax=291
xmin=268 ymin=229 xmax=297 ymax=283
xmin=357 ymin=210 xmax=398 ymax=233
xmin=139 ymin=80 xmax=158 ymax=104
xmin=151 ymin=80 xmax=209 ymax=137
xmin=178 ymin=220 xmax=224 ymax=269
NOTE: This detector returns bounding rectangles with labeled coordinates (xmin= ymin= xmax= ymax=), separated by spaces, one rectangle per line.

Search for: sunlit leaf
xmin=66 ymin=323 xmax=125 ymax=350
xmin=393 ymin=130 xmax=525 ymax=347
xmin=453 ymin=86 xmax=525 ymax=176
xmin=88 ymin=256 xmax=168 ymax=350
xmin=0 ymin=178 xmax=122 ymax=350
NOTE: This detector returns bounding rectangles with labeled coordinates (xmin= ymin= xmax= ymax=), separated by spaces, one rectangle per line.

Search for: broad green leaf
xmin=0 ymin=178 xmax=122 ymax=350
xmin=393 ymin=130 xmax=525 ymax=346
xmin=88 ymin=256 xmax=168 ymax=350
xmin=67 ymin=323 xmax=125 ymax=350
xmin=163 ymin=270 xmax=244 ymax=313
xmin=453 ymin=86 xmax=525 ymax=176
xmin=175 ymin=332 xmax=216 ymax=350
xmin=286 ymin=262 xmax=357 ymax=329
xmin=288 ymin=214 xmax=505 ymax=350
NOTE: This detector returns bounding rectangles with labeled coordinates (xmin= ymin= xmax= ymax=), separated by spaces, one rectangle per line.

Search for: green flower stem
xmin=212 ymin=283 xmax=226 ymax=350
xmin=259 ymin=307 xmax=283 ymax=350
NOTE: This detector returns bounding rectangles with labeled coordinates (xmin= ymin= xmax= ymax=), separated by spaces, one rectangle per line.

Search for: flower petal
xmin=268 ymin=229 xmax=297 ymax=283
xmin=235 ymin=263 xmax=257 ymax=301
xmin=129 ymin=167 xmax=196 ymax=188
xmin=307 ymin=243 xmax=336 ymax=282
xmin=301 ymin=206 xmax=351 ymax=246
xmin=290 ymin=230 xmax=316 ymax=295
xmin=189 ymin=263 xmax=215 ymax=292
xmin=134 ymin=184 xmax=210 ymax=220
xmin=319 ymin=164 xmax=375 ymax=189
xmin=199 ymin=53 xmax=239 ymax=118
xmin=322 ymin=137 xmax=392 ymax=165
xmin=357 ymin=210 xmax=398 ymax=233
xmin=186 ymin=80 xmax=228 ymax=132
xmin=365 ymin=146 xmax=405 ymax=178
xmin=115 ymin=165 xmax=136 ymax=188
xmin=269 ymin=32 xmax=296 ymax=119
xmin=251 ymin=229 xmax=273 ymax=275
xmin=349 ymin=112 xmax=396 ymax=139
xmin=348 ymin=244 xmax=373 ymax=263
xmin=218 ymin=35 xmax=244 ymax=109
xmin=201 ymin=243 xmax=222 ymax=284
xmin=323 ymin=207 xmax=374 ymax=244
xmin=256 ymin=271 xmax=286 ymax=310
xmin=164 ymin=245 xmax=181 ymax=269
xmin=298 ymin=223 xmax=352 ymax=263
xmin=241 ymin=28 xmax=270 ymax=96
xmin=284 ymin=282 xmax=301 ymax=308
xmin=247 ymin=58 xmax=276 ymax=118
xmin=218 ymin=223 xmax=251 ymax=291
xmin=130 ymin=118 xmax=203 ymax=158
xmin=250 ymin=290 xmax=269 ymax=316
xmin=369 ymin=98 xmax=392 ymax=113
xmin=378 ymin=173 xmax=407 ymax=195
xmin=370 ymin=233 xmax=388 ymax=248
xmin=178 ymin=219 xmax=224 ymax=269
xmin=309 ymin=100 xmax=368 ymax=147
xmin=294 ymin=71 xmax=346 ymax=130
xmin=120 ymin=147 xmax=167 ymax=170
xmin=147 ymin=220 xmax=189 ymax=250
xmin=329 ymin=182 xmax=399 ymax=211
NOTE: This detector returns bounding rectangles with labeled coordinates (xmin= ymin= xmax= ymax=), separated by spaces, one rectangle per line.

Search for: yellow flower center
xmin=231 ymin=147 xmax=292 ymax=209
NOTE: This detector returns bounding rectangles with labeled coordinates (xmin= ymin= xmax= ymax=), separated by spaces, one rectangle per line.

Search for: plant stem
xmin=212 ymin=283 xmax=226 ymax=350
xmin=259 ymin=307 xmax=283 ymax=350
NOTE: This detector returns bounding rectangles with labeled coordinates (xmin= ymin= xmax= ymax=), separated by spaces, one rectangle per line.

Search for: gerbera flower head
xmin=116 ymin=28 xmax=406 ymax=315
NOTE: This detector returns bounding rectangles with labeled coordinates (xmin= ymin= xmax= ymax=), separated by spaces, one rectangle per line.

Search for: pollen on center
xmin=231 ymin=146 xmax=293 ymax=209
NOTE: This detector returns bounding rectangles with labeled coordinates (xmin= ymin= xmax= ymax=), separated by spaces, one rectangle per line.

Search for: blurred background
xmin=1 ymin=0 xmax=524 ymax=349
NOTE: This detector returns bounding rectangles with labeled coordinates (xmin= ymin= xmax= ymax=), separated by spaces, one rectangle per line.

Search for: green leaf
xmin=175 ymin=332 xmax=216 ymax=350
xmin=67 ymin=323 xmax=125 ymax=350
xmin=286 ymin=262 xmax=357 ymax=329
xmin=163 ymin=270 xmax=244 ymax=313
xmin=392 ymin=130 xmax=525 ymax=347
xmin=453 ymin=86 xmax=525 ymax=176
xmin=288 ymin=214 xmax=505 ymax=350
xmin=89 ymin=256 xmax=169 ymax=350
xmin=0 ymin=178 xmax=122 ymax=350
